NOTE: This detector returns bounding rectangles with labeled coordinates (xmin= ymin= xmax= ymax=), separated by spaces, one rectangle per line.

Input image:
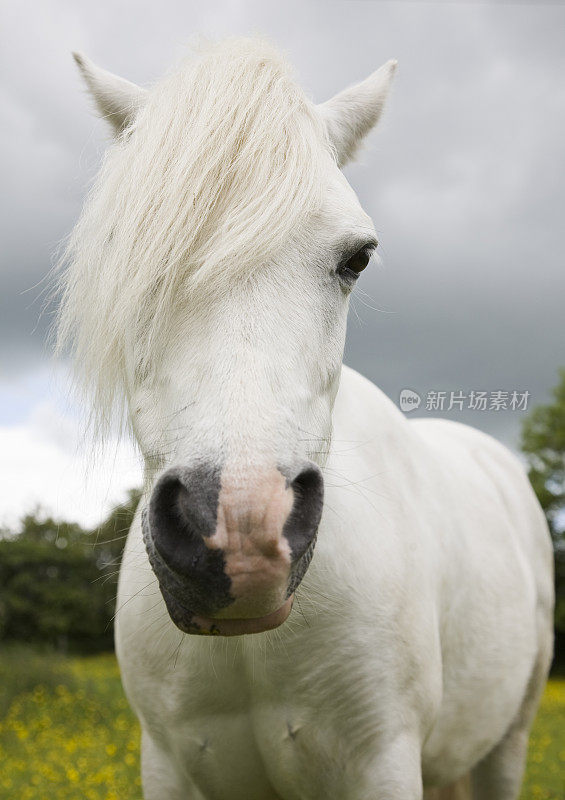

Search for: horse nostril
xmin=148 ymin=467 xmax=220 ymax=576
xmin=145 ymin=466 xmax=233 ymax=620
xmin=283 ymin=462 xmax=324 ymax=560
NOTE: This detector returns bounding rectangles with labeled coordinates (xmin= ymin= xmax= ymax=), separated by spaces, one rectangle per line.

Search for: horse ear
xmin=318 ymin=60 xmax=397 ymax=167
xmin=72 ymin=52 xmax=147 ymax=134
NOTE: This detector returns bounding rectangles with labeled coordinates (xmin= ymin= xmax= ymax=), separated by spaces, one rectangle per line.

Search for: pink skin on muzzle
xmin=204 ymin=467 xmax=296 ymax=620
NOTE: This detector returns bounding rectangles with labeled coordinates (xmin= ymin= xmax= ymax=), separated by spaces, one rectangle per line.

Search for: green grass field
xmin=0 ymin=647 xmax=563 ymax=799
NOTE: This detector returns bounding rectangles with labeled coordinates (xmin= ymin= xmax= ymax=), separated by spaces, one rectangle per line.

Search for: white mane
xmin=56 ymin=37 xmax=332 ymax=434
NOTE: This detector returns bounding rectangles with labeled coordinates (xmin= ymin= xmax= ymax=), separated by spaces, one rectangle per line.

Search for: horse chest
xmin=169 ymin=699 xmax=348 ymax=800
xmin=157 ymin=641 xmax=364 ymax=800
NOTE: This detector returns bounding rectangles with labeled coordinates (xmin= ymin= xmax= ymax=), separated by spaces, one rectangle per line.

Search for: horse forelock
xmin=55 ymin=36 xmax=333 ymax=438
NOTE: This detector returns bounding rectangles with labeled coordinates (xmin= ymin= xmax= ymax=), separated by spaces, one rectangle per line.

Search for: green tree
xmin=87 ymin=488 xmax=142 ymax=566
xmin=521 ymin=368 xmax=565 ymax=667
xmin=0 ymin=490 xmax=141 ymax=652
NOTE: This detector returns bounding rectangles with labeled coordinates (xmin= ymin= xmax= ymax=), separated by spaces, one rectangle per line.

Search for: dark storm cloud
xmin=1 ymin=0 xmax=563 ymax=443
xmin=341 ymin=2 xmax=565 ymax=443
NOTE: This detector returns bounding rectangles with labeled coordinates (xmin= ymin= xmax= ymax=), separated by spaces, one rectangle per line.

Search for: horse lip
xmin=168 ymin=594 xmax=294 ymax=636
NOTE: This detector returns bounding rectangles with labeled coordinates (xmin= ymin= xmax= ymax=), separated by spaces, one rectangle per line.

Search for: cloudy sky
xmin=1 ymin=0 xmax=564 ymax=527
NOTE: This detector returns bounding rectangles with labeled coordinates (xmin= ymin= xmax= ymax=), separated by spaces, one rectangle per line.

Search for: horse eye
xmin=338 ymin=244 xmax=376 ymax=279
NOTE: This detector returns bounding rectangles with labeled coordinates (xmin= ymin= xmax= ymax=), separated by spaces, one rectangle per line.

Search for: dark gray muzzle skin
xmin=142 ymin=461 xmax=324 ymax=635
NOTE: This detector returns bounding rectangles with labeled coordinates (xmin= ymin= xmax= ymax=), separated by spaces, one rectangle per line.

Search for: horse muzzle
xmin=142 ymin=461 xmax=323 ymax=635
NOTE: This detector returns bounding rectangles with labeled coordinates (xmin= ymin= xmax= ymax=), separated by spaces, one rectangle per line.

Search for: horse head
xmin=60 ymin=39 xmax=396 ymax=635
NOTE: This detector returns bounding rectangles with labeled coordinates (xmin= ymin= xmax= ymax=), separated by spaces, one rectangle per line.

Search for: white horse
xmin=59 ymin=38 xmax=553 ymax=800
